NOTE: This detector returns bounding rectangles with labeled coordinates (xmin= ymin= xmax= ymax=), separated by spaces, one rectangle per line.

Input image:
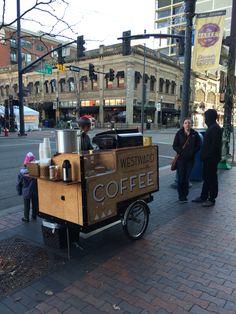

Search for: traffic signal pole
xmin=16 ymin=0 xmax=25 ymax=136
xmin=180 ymin=0 xmax=196 ymax=123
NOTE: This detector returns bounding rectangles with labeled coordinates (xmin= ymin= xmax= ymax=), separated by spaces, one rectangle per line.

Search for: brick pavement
xmin=0 ymin=167 xmax=236 ymax=313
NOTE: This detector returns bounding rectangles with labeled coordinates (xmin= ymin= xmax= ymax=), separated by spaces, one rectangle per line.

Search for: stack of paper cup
xmin=39 ymin=143 xmax=44 ymax=160
xmin=43 ymin=138 xmax=51 ymax=159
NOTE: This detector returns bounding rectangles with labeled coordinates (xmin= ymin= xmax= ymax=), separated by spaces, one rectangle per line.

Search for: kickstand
xmin=72 ymin=232 xmax=84 ymax=250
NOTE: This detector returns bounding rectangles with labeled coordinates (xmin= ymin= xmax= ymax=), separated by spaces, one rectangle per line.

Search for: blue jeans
xmin=176 ymin=158 xmax=193 ymax=200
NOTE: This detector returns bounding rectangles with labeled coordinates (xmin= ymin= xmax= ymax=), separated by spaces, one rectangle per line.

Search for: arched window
xmin=68 ymin=78 xmax=75 ymax=92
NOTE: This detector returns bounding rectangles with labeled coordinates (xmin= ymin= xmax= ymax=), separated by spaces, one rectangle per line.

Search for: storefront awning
xmin=162 ymin=108 xmax=180 ymax=115
xmin=133 ymin=105 xmax=156 ymax=113
xmin=103 ymin=105 xmax=126 ymax=110
xmin=80 ymin=106 xmax=99 ymax=114
xmin=42 ymin=102 xmax=53 ymax=110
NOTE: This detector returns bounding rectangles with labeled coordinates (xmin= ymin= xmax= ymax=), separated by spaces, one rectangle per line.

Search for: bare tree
xmin=0 ymin=0 xmax=79 ymax=45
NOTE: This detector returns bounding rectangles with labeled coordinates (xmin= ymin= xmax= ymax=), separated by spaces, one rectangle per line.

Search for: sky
xmin=2 ymin=0 xmax=155 ymax=49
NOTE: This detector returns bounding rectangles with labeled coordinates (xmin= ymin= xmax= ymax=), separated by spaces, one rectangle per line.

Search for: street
xmin=0 ymin=128 xmax=176 ymax=211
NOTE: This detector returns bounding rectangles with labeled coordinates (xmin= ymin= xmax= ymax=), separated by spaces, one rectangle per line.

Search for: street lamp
xmin=180 ymin=0 xmax=196 ymax=123
xmin=141 ymin=29 xmax=147 ymax=134
xmin=160 ymin=96 xmax=163 ymax=127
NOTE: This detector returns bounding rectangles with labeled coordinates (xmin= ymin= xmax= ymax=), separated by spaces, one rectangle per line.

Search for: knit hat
xmin=23 ymin=152 xmax=36 ymax=165
xmin=78 ymin=115 xmax=91 ymax=127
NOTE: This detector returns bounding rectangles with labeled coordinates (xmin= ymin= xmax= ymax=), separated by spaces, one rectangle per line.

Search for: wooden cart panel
xmin=38 ymin=179 xmax=83 ymax=225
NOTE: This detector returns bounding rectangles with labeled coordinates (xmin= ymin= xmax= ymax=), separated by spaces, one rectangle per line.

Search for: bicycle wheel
xmin=122 ymin=200 xmax=149 ymax=240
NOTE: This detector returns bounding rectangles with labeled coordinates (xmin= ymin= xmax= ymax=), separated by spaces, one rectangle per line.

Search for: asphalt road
xmin=0 ymin=129 xmax=175 ymax=211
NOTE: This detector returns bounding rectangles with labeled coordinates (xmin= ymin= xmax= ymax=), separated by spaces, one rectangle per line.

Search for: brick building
xmin=0 ymin=25 xmax=76 ymax=68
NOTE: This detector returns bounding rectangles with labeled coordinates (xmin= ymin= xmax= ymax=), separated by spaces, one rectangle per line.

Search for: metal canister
xmin=49 ymin=165 xmax=56 ymax=180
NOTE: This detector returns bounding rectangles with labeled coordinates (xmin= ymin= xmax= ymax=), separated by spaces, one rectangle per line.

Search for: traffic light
xmin=176 ymin=30 xmax=185 ymax=57
xmin=77 ymin=35 xmax=85 ymax=59
xmin=57 ymin=44 xmax=64 ymax=64
xmin=122 ymin=30 xmax=131 ymax=56
xmin=89 ymin=63 xmax=95 ymax=80
xmin=109 ymin=68 xmax=115 ymax=81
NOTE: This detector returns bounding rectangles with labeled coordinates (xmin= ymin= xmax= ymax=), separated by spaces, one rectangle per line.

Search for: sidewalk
xmin=0 ymin=167 xmax=236 ymax=313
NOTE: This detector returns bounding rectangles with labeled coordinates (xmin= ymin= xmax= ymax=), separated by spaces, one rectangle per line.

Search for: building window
xmin=10 ymin=51 xmax=17 ymax=63
xmin=27 ymin=82 xmax=34 ymax=94
xmin=165 ymin=79 xmax=170 ymax=93
xmin=116 ymin=71 xmax=125 ymax=88
xmin=105 ymin=74 xmax=113 ymax=89
xmin=150 ymin=75 xmax=156 ymax=92
xmin=81 ymin=100 xmax=98 ymax=107
xmin=157 ymin=0 xmax=171 ymax=8
xmin=134 ymin=71 xmax=142 ymax=89
xmin=10 ymin=39 xmax=16 ymax=48
xmin=5 ymin=85 xmax=9 ymax=96
xmin=156 ymin=9 xmax=171 ymax=19
xmin=173 ymin=5 xmax=184 ymax=15
xmin=44 ymin=81 xmax=49 ymax=94
xmin=21 ymin=39 xmax=32 ymax=49
xmin=22 ymin=53 xmax=32 ymax=64
xmin=159 ymin=78 xmax=164 ymax=93
xmin=104 ymin=99 xmax=125 ymax=106
xmin=155 ymin=20 xmax=169 ymax=29
xmin=50 ymin=79 xmax=56 ymax=93
xmin=171 ymin=81 xmax=176 ymax=94
xmin=68 ymin=78 xmax=75 ymax=92
xmin=35 ymin=81 xmax=40 ymax=94
xmin=180 ymin=85 xmax=183 ymax=99
xmin=91 ymin=75 xmax=98 ymax=90
xmin=13 ymin=84 xmax=18 ymax=94
xmin=59 ymin=78 xmax=66 ymax=92
xmin=36 ymin=44 xmax=45 ymax=52
xmin=0 ymin=86 xmax=4 ymax=97
xmin=80 ymin=76 xmax=88 ymax=91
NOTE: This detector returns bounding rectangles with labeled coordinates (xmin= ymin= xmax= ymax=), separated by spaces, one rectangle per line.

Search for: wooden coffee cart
xmin=36 ymin=138 xmax=159 ymax=255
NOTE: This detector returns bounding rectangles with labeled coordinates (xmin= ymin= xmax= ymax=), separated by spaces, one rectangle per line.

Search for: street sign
xmin=34 ymin=64 xmax=53 ymax=75
xmin=69 ymin=65 xmax=80 ymax=72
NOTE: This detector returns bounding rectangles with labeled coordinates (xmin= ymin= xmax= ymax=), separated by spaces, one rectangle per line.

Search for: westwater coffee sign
xmin=86 ymin=146 xmax=158 ymax=224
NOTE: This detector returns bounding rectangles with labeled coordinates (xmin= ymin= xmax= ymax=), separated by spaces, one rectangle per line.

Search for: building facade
xmin=154 ymin=0 xmax=232 ymax=56
xmin=0 ymin=43 xmax=220 ymax=128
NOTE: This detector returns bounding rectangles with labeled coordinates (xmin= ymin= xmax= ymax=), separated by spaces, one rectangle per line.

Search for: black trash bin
xmin=190 ymin=128 xmax=206 ymax=182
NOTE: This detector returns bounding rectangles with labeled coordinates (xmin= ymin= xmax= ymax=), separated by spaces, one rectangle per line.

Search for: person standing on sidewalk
xmin=192 ymin=109 xmax=222 ymax=207
xmin=173 ymin=118 xmax=201 ymax=203
xmin=16 ymin=152 xmax=38 ymax=222
xmin=78 ymin=115 xmax=93 ymax=152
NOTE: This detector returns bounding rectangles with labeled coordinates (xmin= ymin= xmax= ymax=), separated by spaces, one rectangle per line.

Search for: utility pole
xmin=16 ymin=0 xmax=25 ymax=136
xmin=219 ymin=0 xmax=236 ymax=169
xmin=180 ymin=0 xmax=196 ymax=123
xmin=141 ymin=30 xmax=147 ymax=134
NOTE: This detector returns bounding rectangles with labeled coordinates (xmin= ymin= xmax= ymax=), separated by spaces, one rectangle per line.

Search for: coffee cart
xmin=35 ymin=130 xmax=159 ymax=257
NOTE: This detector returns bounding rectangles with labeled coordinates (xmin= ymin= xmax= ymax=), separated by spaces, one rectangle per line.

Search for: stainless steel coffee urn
xmin=56 ymin=130 xmax=81 ymax=153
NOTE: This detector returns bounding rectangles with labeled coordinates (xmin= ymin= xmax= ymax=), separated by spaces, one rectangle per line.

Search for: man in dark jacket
xmin=192 ymin=109 xmax=222 ymax=207
xmin=78 ymin=115 xmax=93 ymax=152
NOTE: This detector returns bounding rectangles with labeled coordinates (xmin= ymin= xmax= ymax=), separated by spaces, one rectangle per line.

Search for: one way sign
xmin=69 ymin=65 xmax=80 ymax=72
